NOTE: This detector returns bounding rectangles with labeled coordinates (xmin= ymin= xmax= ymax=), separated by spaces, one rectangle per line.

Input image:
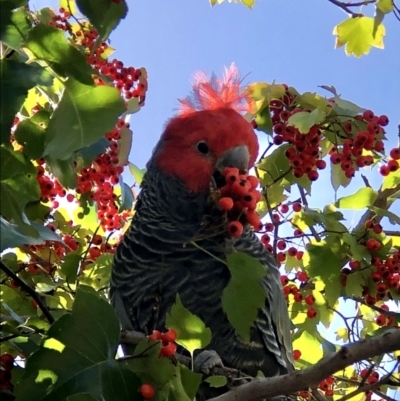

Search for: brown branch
xmin=352 ymin=183 xmax=400 ymax=233
xmin=209 ymin=329 xmax=400 ymax=401
xmin=385 ymin=230 xmax=400 ymax=237
xmin=348 ymin=296 xmax=400 ymax=318
xmin=0 ymin=261 xmax=55 ymax=324
xmin=327 ymin=0 xmax=376 ymax=16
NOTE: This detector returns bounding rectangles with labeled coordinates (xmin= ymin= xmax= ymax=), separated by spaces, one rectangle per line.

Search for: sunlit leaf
xmin=166 ymin=294 xmax=211 ymax=355
xmin=287 ymin=109 xmax=326 ymax=134
xmin=335 ymin=187 xmax=378 ymax=209
xmin=333 ymin=16 xmax=385 ymax=57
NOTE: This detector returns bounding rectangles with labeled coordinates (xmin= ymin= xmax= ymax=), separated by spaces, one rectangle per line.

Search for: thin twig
xmin=0 ymin=261 xmax=54 ymax=324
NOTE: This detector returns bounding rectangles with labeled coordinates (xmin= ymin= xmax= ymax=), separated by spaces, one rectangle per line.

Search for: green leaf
xmin=0 ymin=217 xmax=62 ymax=252
xmin=166 ymin=294 xmax=211 ymax=355
xmin=24 ymin=24 xmax=94 ymax=85
xmin=303 ymin=241 xmax=342 ymax=306
xmin=14 ymin=110 xmax=49 ymax=159
xmin=45 ymin=156 xmax=77 ymax=189
xmin=0 ymin=145 xmax=41 ymax=233
xmin=119 ymin=180 xmax=134 ymax=212
xmin=241 ymin=0 xmax=254 ymax=9
xmin=222 ymin=252 xmax=266 ymax=343
xmin=377 ymin=0 xmax=393 ymax=13
xmin=81 ymin=254 xmax=113 ymax=290
xmin=0 ymin=3 xmax=31 ymax=49
xmin=179 ymin=365 xmax=202 ymax=399
xmin=0 ymin=287 xmax=37 ymax=318
xmin=368 ymin=206 xmax=400 ymax=225
xmin=331 ymin=96 xmax=364 ymax=116
xmin=127 ymin=338 xmax=175 ymax=386
xmin=124 ymin=98 xmax=141 ymax=115
xmin=287 ymin=109 xmax=326 ymax=134
xmin=257 ymin=144 xmax=291 ymax=186
xmin=205 ymin=375 xmax=228 ymax=388
xmin=128 ymin=162 xmax=146 ymax=185
xmin=342 ymin=233 xmax=371 ymax=263
xmin=15 ymin=286 xmax=140 ymax=401
xmin=292 ymin=330 xmax=322 ymax=364
xmin=116 ymin=127 xmax=132 ymax=166
xmin=331 ymin=162 xmax=351 ymax=192
xmin=382 ymin=170 xmax=400 ymax=190
xmin=44 ymin=78 xmax=125 ymax=160
xmin=77 ymin=138 xmax=109 ymax=167
xmin=76 ymin=0 xmax=128 ymax=41
xmin=61 ymin=253 xmax=82 ymax=283
xmin=335 ymin=187 xmax=378 ymax=209
xmin=0 ymin=60 xmax=52 ymax=144
xmin=333 ymin=16 xmax=385 ymax=57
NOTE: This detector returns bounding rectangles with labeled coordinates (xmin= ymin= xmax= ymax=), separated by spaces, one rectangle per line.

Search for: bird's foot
xmin=194 ymin=350 xmax=224 ymax=375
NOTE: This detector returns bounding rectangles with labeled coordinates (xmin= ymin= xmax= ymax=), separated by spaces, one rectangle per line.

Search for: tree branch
xmin=353 ymin=183 xmax=400 ymax=233
xmin=348 ymin=296 xmax=400 ymax=318
xmin=208 ymin=329 xmax=400 ymax=401
xmin=326 ymin=0 xmax=376 ymax=16
xmin=0 ymin=261 xmax=55 ymax=324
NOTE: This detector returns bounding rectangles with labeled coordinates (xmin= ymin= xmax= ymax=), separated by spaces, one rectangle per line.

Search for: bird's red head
xmin=154 ymin=64 xmax=259 ymax=193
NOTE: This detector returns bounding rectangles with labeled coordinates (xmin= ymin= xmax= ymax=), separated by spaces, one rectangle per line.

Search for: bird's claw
xmin=194 ymin=350 xmax=224 ymax=375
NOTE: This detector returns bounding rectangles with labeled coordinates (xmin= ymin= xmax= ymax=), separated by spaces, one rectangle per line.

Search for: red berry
xmin=390 ymin=147 xmax=400 ymax=160
xmin=277 ymin=240 xmax=286 ymax=250
xmin=379 ymin=165 xmax=390 ymax=176
xmin=139 ymin=383 xmax=155 ymax=400
xmin=378 ymin=114 xmax=389 ymax=126
xmin=366 ymin=238 xmax=381 ymax=252
xmin=218 ymin=197 xmax=234 ymax=211
xmin=307 ymin=170 xmax=319 ymax=181
xmin=148 ymin=330 xmax=162 ymax=341
xmin=0 ymin=354 xmax=14 ymax=371
xmin=296 ymin=271 xmax=308 ymax=282
xmin=293 ymin=349 xmax=301 ymax=360
xmin=287 ymin=247 xmax=297 ymax=257
xmin=307 ymin=307 xmax=317 ymax=318
xmin=365 ymin=220 xmax=374 ymax=229
xmin=227 ymin=221 xmax=243 ymax=238
xmin=292 ymin=203 xmax=302 ymax=212
xmin=280 ymin=275 xmax=289 ymax=286
xmin=372 ymin=224 xmax=383 ymax=234
xmin=316 ymin=159 xmax=326 ymax=170
xmin=362 ymin=110 xmax=374 ymax=121
xmin=159 ymin=341 xmax=177 ymax=357
xmin=375 ymin=315 xmax=386 ymax=326
xmin=160 ymin=329 xmax=177 ymax=343
xmin=349 ymin=260 xmax=361 ymax=270
xmin=388 ymin=159 xmax=399 ymax=172
xmin=280 ymin=204 xmax=289 ymax=213
xmin=305 ymin=294 xmax=315 ymax=306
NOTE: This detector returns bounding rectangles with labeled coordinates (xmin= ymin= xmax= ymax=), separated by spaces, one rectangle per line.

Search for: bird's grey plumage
xmin=110 ymin=154 xmax=294 ymax=378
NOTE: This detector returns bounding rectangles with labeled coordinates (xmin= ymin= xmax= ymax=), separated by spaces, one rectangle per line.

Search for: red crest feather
xmin=177 ymin=63 xmax=250 ymax=116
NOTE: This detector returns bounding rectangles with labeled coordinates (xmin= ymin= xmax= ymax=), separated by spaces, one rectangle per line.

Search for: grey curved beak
xmin=215 ymin=145 xmax=250 ymax=172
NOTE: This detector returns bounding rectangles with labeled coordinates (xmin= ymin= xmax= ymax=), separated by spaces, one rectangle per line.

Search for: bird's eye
xmin=197 ymin=141 xmax=209 ymax=155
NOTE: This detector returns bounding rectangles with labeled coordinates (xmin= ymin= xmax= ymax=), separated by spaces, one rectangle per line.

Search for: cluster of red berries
xmin=260 ymin=87 xmax=326 ymax=182
xmin=317 ymin=376 xmax=335 ymax=397
xmin=280 ymin=273 xmax=318 ymax=318
xmin=343 ymin=258 xmax=399 ymax=317
xmin=379 ymin=147 xmax=400 ymax=176
xmin=0 ymin=353 xmax=14 ymax=391
xmin=148 ymin=329 xmax=178 ymax=358
xmin=217 ymin=167 xmax=262 ymax=237
xmin=360 ymin=368 xmax=380 ymax=384
xmin=328 ymin=110 xmax=388 ymax=178
xmin=22 ymin=8 xmax=144 ymax=231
